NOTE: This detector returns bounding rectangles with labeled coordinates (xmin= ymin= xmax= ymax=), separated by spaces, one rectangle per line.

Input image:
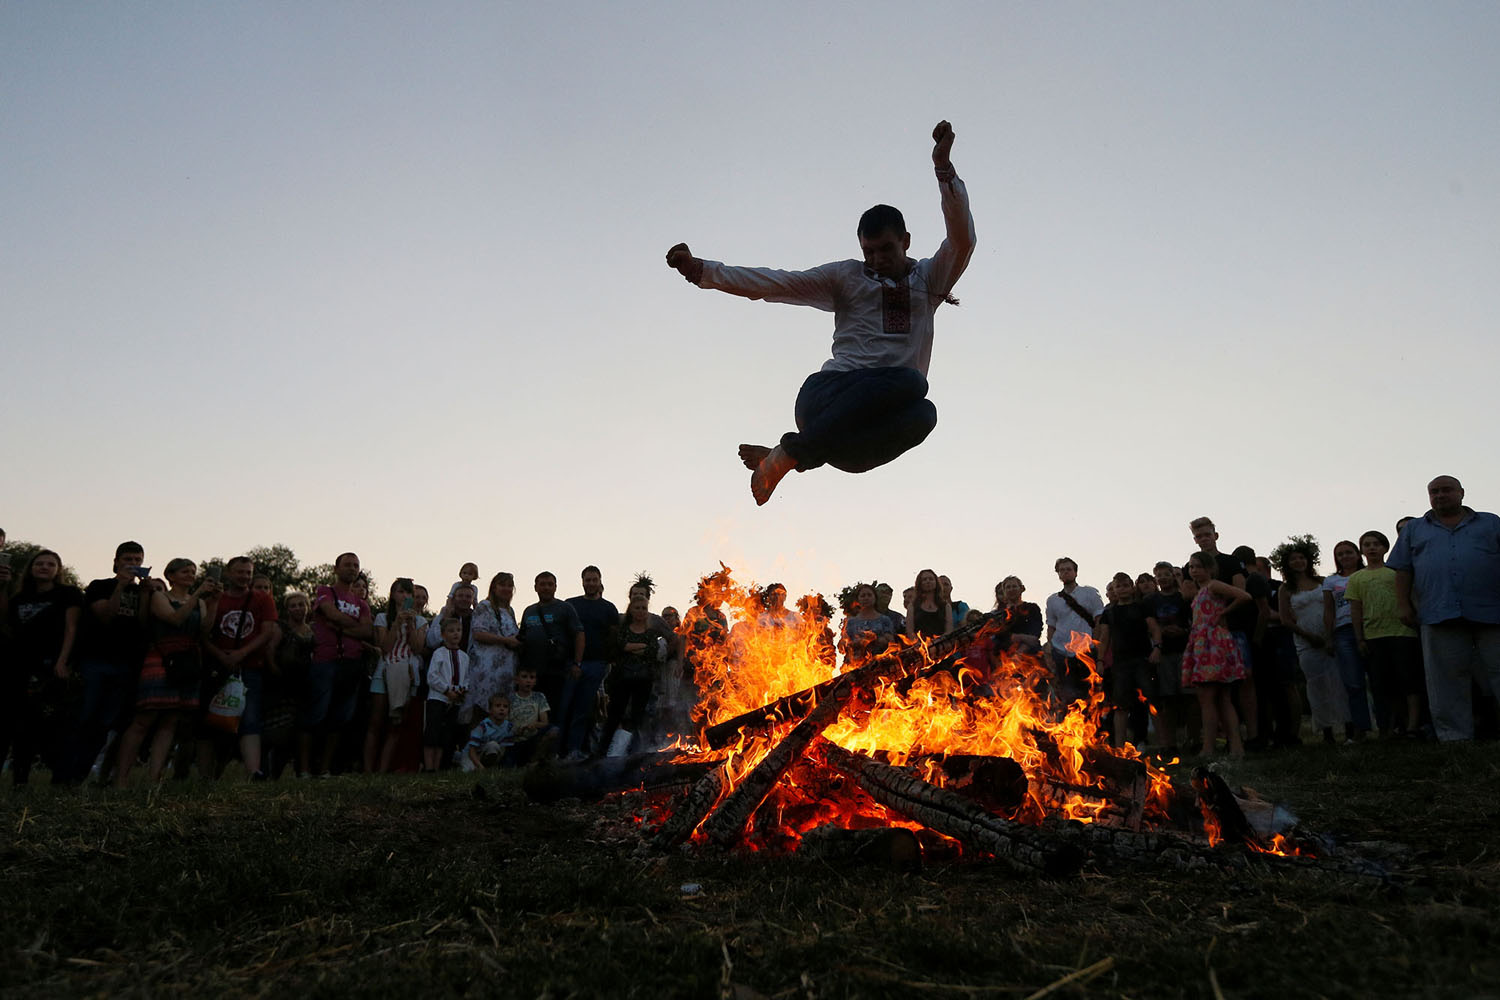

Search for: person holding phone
xmin=60 ymin=541 xmax=154 ymax=784
xmin=367 ymin=578 xmax=426 ymax=773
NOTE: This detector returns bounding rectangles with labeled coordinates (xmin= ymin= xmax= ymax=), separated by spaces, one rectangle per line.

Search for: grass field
xmin=3 ymin=739 xmax=1498 ymax=999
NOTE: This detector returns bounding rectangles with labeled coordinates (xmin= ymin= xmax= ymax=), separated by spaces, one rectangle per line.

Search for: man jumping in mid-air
xmin=666 ymin=120 xmax=976 ymax=505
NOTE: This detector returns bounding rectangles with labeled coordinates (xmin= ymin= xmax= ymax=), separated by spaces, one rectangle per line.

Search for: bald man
xmin=1388 ymin=475 xmax=1500 ymax=741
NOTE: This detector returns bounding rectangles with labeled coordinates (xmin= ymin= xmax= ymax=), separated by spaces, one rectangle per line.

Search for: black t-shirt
xmin=1100 ymin=600 xmax=1152 ymax=659
xmin=1228 ymin=571 xmax=1270 ymax=636
xmin=75 ymin=578 xmax=149 ymax=667
xmin=1144 ymin=591 xmax=1191 ymax=654
xmin=518 ymin=599 xmax=582 ymax=675
xmin=1008 ymin=602 xmax=1043 ymax=638
xmin=7 ymin=585 xmax=85 ymax=670
xmin=566 ymin=595 xmax=621 ymax=661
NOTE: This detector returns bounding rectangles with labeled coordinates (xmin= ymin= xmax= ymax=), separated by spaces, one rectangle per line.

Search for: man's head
xmin=534 ymin=572 xmax=557 ymax=602
xmin=763 ymin=583 xmax=787 ymax=610
xmin=225 ymin=556 xmax=254 ymax=592
xmin=1054 ymin=557 xmax=1078 ymax=586
xmin=874 ymin=583 xmax=894 ymax=612
xmin=1189 ymin=517 xmax=1219 ymax=552
xmin=452 ymin=583 xmax=477 ymax=613
xmin=1428 ymin=476 xmax=1464 ymax=516
xmin=857 ymin=205 xmax=911 ymax=280
xmin=1231 ymin=546 xmax=1256 ymax=572
xmin=113 ymin=541 xmax=145 ymax=573
xmin=581 ymin=566 xmax=603 ymax=599
xmin=334 ymin=552 xmax=360 ymax=585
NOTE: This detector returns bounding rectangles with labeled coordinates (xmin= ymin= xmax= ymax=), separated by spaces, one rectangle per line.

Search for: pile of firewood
xmin=521 ymin=612 xmax=1390 ymax=881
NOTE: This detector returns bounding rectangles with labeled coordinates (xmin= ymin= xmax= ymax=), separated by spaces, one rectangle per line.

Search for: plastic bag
xmin=206 ymin=674 xmax=246 ymax=734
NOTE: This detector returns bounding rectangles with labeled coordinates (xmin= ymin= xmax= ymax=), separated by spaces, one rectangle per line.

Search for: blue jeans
xmin=783 ymin=366 xmax=937 ymax=473
xmin=1332 ymin=625 xmax=1372 ymax=731
xmin=63 ymin=658 xmax=133 ymax=783
xmin=557 ymin=659 xmax=608 ymax=755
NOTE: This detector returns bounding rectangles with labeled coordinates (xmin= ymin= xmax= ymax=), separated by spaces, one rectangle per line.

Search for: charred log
xmin=701 ymin=684 xmax=851 ymax=846
xmin=650 ymin=764 xmax=729 ymax=849
xmin=816 ymin=740 xmax=1083 ymax=877
xmin=701 ymin=611 xmax=1010 ymax=749
xmin=522 ymin=749 xmax=723 ymax=804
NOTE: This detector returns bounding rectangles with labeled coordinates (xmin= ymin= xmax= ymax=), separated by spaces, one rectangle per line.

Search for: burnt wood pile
xmin=520 ymin=611 xmax=1390 ymax=881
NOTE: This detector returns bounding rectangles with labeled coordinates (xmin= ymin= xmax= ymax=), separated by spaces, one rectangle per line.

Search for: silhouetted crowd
xmin=2 ymin=476 xmax=1497 ymax=786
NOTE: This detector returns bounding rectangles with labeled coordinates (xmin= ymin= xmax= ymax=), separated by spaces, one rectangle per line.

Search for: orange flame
xmin=671 ymin=570 xmax=1180 ymax=848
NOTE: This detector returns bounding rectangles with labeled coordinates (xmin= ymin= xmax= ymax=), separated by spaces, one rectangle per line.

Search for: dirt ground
xmin=2 ymin=738 xmax=1498 ymax=998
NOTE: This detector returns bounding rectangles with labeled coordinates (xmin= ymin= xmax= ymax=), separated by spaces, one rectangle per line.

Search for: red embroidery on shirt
xmin=882 ymin=283 xmax=911 ymax=334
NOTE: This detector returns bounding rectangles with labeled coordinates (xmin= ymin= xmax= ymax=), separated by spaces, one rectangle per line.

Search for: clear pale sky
xmin=5 ymin=3 xmax=1497 ymax=612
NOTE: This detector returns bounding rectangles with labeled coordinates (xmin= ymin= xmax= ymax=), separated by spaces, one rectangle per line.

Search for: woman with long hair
xmin=906 ymin=568 xmax=952 ymax=641
xmin=1274 ymin=538 xmax=1348 ymax=743
xmin=115 ymin=559 xmax=221 ymax=785
xmin=1323 ymin=539 xmax=1371 ymax=739
xmin=365 ymin=578 xmax=426 ymax=773
xmin=2 ymin=550 xmax=84 ymax=785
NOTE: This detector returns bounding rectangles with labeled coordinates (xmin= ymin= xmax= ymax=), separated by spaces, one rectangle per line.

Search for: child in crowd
xmin=463 ymin=693 xmax=515 ymax=771
xmin=424 ymin=618 xmax=469 ymax=772
xmin=1182 ymin=551 xmax=1252 ymax=758
xmin=1346 ymin=530 xmax=1426 ymax=738
xmin=505 ymin=666 xmax=554 ymax=765
xmin=448 ymin=562 xmax=480 ymax=601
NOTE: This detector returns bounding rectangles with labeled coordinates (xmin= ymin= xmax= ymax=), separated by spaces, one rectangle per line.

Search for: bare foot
xmin=738 ymin=443 xmax=770 ymax=471
xmin=749 ymin=445 xmax=797 ymax=506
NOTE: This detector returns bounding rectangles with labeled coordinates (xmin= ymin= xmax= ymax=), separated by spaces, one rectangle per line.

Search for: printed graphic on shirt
xmin=882 ymin=283 xmax=911 ymax=333
xmin=219 ymin=609 xmax=255 ymax=639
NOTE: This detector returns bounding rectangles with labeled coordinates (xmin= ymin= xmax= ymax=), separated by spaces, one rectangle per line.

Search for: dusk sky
xmin=6 ymin=3 xmax=1497 ymax=615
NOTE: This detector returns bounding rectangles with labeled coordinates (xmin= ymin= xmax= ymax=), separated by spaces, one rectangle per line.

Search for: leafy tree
xmin=193 ymin=544 xmax=375 ymax=605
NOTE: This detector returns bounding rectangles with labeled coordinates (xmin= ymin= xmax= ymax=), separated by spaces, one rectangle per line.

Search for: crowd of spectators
xmin=1 ymin=473 xmax=1497 ymax=785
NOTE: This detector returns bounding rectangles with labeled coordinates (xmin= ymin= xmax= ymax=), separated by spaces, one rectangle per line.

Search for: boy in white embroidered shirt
xmin=424 ymin=617 xmax=469 ymax=772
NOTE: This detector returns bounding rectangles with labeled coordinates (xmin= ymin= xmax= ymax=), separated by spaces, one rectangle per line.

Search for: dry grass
xmin=3 ymin=739 xmax=1499 ymax=998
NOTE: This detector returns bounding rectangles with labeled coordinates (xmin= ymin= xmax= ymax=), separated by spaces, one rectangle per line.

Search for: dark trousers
xmin=782 ymin=366 xmax=937 ymax=473
xmin=61 ymin=660 xmax=133 ymax=783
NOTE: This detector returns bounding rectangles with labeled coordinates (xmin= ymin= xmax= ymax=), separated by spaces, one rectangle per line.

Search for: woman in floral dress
xmin=469 ymin=572 xmax=521 ymax=719
xmin=1181 ymin=551 xmax=1251 ymax=758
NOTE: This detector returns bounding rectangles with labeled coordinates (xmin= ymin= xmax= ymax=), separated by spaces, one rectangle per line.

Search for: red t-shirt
xmin=312 ymin=584 xmax=371 ymax=662
xmin=209 ymin=590 xmax=280 ymax=670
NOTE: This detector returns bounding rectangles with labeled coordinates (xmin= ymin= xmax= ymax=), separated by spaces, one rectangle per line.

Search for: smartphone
xmin=403 ymin=596 xmax=415 ymax=611
xmin=132 ymin=566 xmax=152 ymax=579
xmin=206 ymin=565 xmax=223 ymax=582
xmin=0 ymin=552 xmax=10 ymax=569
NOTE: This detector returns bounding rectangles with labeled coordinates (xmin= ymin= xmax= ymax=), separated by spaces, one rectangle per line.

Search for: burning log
xmin=522 ymin=749 xmax=724 ymax=804
xmin=651 ymin=765 xmax=730 ymax=849
xmin=913 ymin=754 xmax=1029 ymax=818
xmin=700 ymin=683 xmax=852 ymax=846
xmin=701 ymin=610 xmax=1008 ymax=749
xmin=816 ymin=740 xmax=1084 ymax=877
xmin=796 ymin=824 xmax=922 ymax=871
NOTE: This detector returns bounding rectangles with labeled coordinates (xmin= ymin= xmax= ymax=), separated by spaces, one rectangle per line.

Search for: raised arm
xmin=926 ymin=120 xmax=976 ymax=300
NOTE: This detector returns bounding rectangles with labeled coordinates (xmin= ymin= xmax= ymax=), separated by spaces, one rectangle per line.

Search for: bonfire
xmin=524 ymin=569 xmax=1386 ymax=880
